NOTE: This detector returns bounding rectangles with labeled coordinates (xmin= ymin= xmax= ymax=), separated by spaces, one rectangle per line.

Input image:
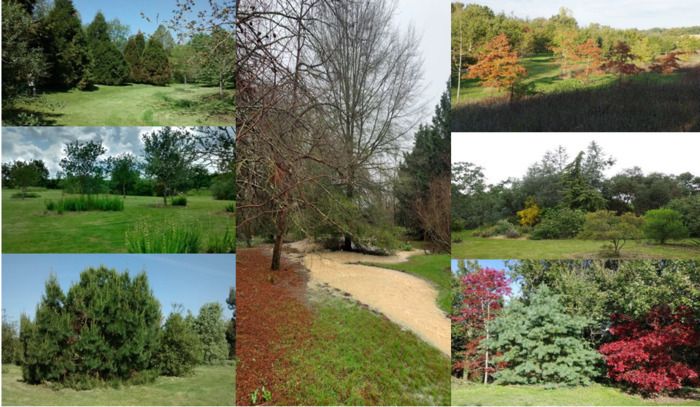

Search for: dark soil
xmin=235 ymin=248 xmax=313 ymax=405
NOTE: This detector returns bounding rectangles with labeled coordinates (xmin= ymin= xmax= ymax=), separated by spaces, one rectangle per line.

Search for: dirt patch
xmin=235 ymin=248 xmax=313 ymax=405
xmin=299 ymin=249 xmax=451 ymax=356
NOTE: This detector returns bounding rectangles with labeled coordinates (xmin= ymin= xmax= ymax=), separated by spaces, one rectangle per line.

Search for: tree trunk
xmin=219 ymin=72 xmax=224 ymax=98
xmin=271 ymin=209 xmax=287 ymax=270
xmin=163 ymin=186 xmax=168 ymax=206
xmin=343 ymin=182 xmax=354 ymax=251
xmin=456 ymin=22 xmax=463 ymax=103
xmin=122 ymin=184 xmax=126 ymax=199
xmin=484 ymin=302 xmax=490 ymax=384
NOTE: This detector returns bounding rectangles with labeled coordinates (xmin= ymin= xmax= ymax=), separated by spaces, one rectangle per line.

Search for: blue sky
xmin=72 ymin=0 xmax=213 ymax=39
xmin=2 ymin=254 xmax=235 ymax=323
xmin=451 ymin=259 xmax=522 ymax=299
xmin=467 ymin=0 xmax=699 ymax=30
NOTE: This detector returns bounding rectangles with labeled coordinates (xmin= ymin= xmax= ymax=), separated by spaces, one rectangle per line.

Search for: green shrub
xmin=126 ymin=222 xmax=201 ymax=253
xmin=475 ymin=220 xmax=518 ymax=238
xmin=211 ymin=173 xmax=235 ymax=200
xmin=158 ymin=313 xmax=202 ymax=376
xmin=643 ymin=208 xmax=689 ymax=244
xmin=451 ymin=217 xmax=466 ymax=232
xmin=171 ymin=194 xmax=188 ymax=206
xmin=45 ymin=195 xmax=124 ymax=212
xmin=531 ymin=208 xmax=585 ymax=240
xmin=225 ymin=202 xmax=235 ymax=213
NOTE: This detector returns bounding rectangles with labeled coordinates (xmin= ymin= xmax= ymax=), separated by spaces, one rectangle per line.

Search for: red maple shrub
xmin=602 ymin=41 xmax=643 ymax=82
xmin=650 ymin=52 xmax=682 ymax=74
xmin=599 ymin=305 xmax=699 ymax=394
xmin=453 ymin=267 xmax=511 ymax=383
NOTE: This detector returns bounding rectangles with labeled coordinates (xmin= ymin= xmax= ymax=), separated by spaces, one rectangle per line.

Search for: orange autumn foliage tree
xmin=576 ymin=39 xmax=604 ymax=81
xmin=552 ymin=30 xmax=580 ymax=79
xmin=650 ymin=52 xmax=681 ymax=74
xmin=468 ymin=33 xmax=527 ymax=101
xmin=603 ymin=41 xmax=643 ymax=83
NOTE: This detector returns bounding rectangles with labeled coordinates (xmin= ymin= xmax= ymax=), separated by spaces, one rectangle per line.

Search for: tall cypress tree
xmin=38 ymin=0 xmax=90 ymax=89
xmin=123 ymin=32 xmax=146 ymax=83
xmin=86 ymin=12 xmax=129 ymax=85
xmin=141 ymin=36 xmax=171 ymax=86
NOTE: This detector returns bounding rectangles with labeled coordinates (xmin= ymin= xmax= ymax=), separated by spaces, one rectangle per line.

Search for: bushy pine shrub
xmin=531 ymin=208 xmax=585 ymax=239
xmin=158 ymin=312 xmax=202 ymax=376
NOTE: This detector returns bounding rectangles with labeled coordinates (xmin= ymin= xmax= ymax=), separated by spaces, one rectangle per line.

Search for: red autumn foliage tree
xmin=602 ymin=41 xmax=643 ymax=83
xmin=454 ymin=267 xmax=511 ymax=383
xmin=599 ymin=305 xmax=699 ymax=394
xmin=467 ymin=34 xmax=527 ymax=101
xmin=576 ymin=39 xmax=604 ymax=81
xmin=650 ymin=52 xmax=682 ymax=74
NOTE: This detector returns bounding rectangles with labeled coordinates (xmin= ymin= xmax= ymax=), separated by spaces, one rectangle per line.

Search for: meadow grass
xmin=366 ymin=253 xmax=452 ymax=313
xmin=452 ymin=229 xmax=700 ymax=259
xmin=451 ymin=382 xmax=700 ymax=406
xmin=1 ymin=363 xmax=235 ymax=406
xmin=5 ymin=83 xmax=234 ymax=126
xmin=279 ymin=289 xmax=450 ymax=406
xmin=451 ymin=54 xmax=700 ymax=131
xmin=2 ymin=188 xmax=234 ymax=253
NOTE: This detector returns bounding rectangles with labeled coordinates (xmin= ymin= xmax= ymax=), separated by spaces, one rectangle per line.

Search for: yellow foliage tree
xmin=517 ymin=197 xmax=541 ymax=227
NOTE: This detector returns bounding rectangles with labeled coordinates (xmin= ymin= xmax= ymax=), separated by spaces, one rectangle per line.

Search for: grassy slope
xmin=367 ymin=254 xmax=452 ymax=313
xmin=2 ymin=189 xmax=234 ymax=253
xmin=451 ymin=54 xmax=694 ymax=105
xmin=2 ymin=363 xmax=235 ymax=406
xmin=452 ymin=383 xmax=700 ymax=406
xmin=452 ymin=230 xmax=700 ymax=260
xmin=10 ymin=84 xmax=234 ymax=126
xmin=280 ymin=289 xmax=450 ymax=406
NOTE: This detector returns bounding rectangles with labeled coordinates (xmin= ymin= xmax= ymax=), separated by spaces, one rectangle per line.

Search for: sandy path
xmin=288 ymin=242 xmax=451 ymax=356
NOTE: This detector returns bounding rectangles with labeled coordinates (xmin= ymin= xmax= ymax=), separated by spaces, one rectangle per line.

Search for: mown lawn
xmin=2 ymin=189 xmax=234 ymax=253
xmin=6 ymin=83 xmax=234 ymax=126
xmin=452 ymin=230 xmax=700 ymax=259
xmin=367 ymin=253 xmax=452 ymax=313
xmin=279 ymin=289 xmax=450 ymax=406
xmin=451 ymin=382 xmax=700 ymax=406
xmin=2 ymin=363 xmax=235 ymax=406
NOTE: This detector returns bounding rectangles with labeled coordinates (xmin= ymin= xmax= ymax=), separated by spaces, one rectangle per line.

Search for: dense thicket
xmin=452 ymin=260 xmax=700 ymax=394
xmin=21 ymin=269 xmax=161 ymax=385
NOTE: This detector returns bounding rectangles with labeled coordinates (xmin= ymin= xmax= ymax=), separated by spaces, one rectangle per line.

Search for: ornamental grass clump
xmin=126 ymin=222 xmax=200 ymax=253
xmin=45 ymin=195 xmax=124 ymax=212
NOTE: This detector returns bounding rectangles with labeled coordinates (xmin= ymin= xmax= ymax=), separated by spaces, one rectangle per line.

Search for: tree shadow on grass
xmin=452 ymin=66 xmax=700 ymax=132
xmin=1 ymin=106 xmax=62 ymax=126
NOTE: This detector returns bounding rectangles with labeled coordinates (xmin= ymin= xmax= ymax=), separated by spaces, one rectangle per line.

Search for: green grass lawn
xmin=366 ymin=253 xmax=452 ymax=313
xmin=2 ymin=189 xmax=234 ymax=253
xmin=1 ymin=363 xmax=235 ymax=406
xmin=451 ymin=54 xmax=692 ymax=106
xmin=7 ymin=83 xmax=234 ymax=126
xmin=452 ymin=230 xmax=700 ymax=259
xmin=451 ymin=382 xmax=700 ymax=406
xmin=279 ymin=289 xmax=450 ymax=406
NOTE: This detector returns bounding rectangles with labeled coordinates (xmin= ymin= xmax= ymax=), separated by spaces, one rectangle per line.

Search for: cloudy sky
xmin=2 ymin=127 xmax=152 ymax=177
xmin=452 ymin=133 xmax=700 ymax=185
xmin=466 ymin=0 xmax=699 ymax=30
xmin=395 ymin=0 xmax=451 ymax=123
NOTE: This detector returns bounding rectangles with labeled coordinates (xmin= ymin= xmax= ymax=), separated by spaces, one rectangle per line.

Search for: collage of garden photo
xmin=1 ymin=0 xmax=699 ymax=406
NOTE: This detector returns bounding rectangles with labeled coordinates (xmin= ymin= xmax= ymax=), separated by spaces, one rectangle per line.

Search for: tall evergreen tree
xmin=151 ymin=24 xmax=175 ymax=53
xmin=141 ymin=36 xmax=171 ymax=86
xmin=123 ymin=32 xmax=146 ymax=83
xmin=194 ymin=303 xmax=228 ymax=364
xmin=487 ymin=285 xmax=603 ymax=386
xmin=39 ymin=0 xmax=91 ymax=89
xmin=86 ymin=12 xmax=129 ymax=85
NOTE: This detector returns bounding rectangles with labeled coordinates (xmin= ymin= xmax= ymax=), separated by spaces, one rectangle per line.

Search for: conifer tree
xmin=39 ymin=0 xmax=91 ymax=89
xmin=158 ymin=311 xmax=203 ymax=376
xmin=487 ymin=285 xmax=602 ymax=386
xmin=195 ymin=303 xmax=228 ymax=364
xmin=123 ymin=32 xmax=146 ymax=82
xmin=141 ymin=36 xmax=172 ymax=86
xmin=86 ymin=12 xmax=129 ymax=85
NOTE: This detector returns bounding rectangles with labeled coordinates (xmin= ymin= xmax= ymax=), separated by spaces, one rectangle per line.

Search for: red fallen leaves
xmin=599 ymin=305 xmax=699 ymax=394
